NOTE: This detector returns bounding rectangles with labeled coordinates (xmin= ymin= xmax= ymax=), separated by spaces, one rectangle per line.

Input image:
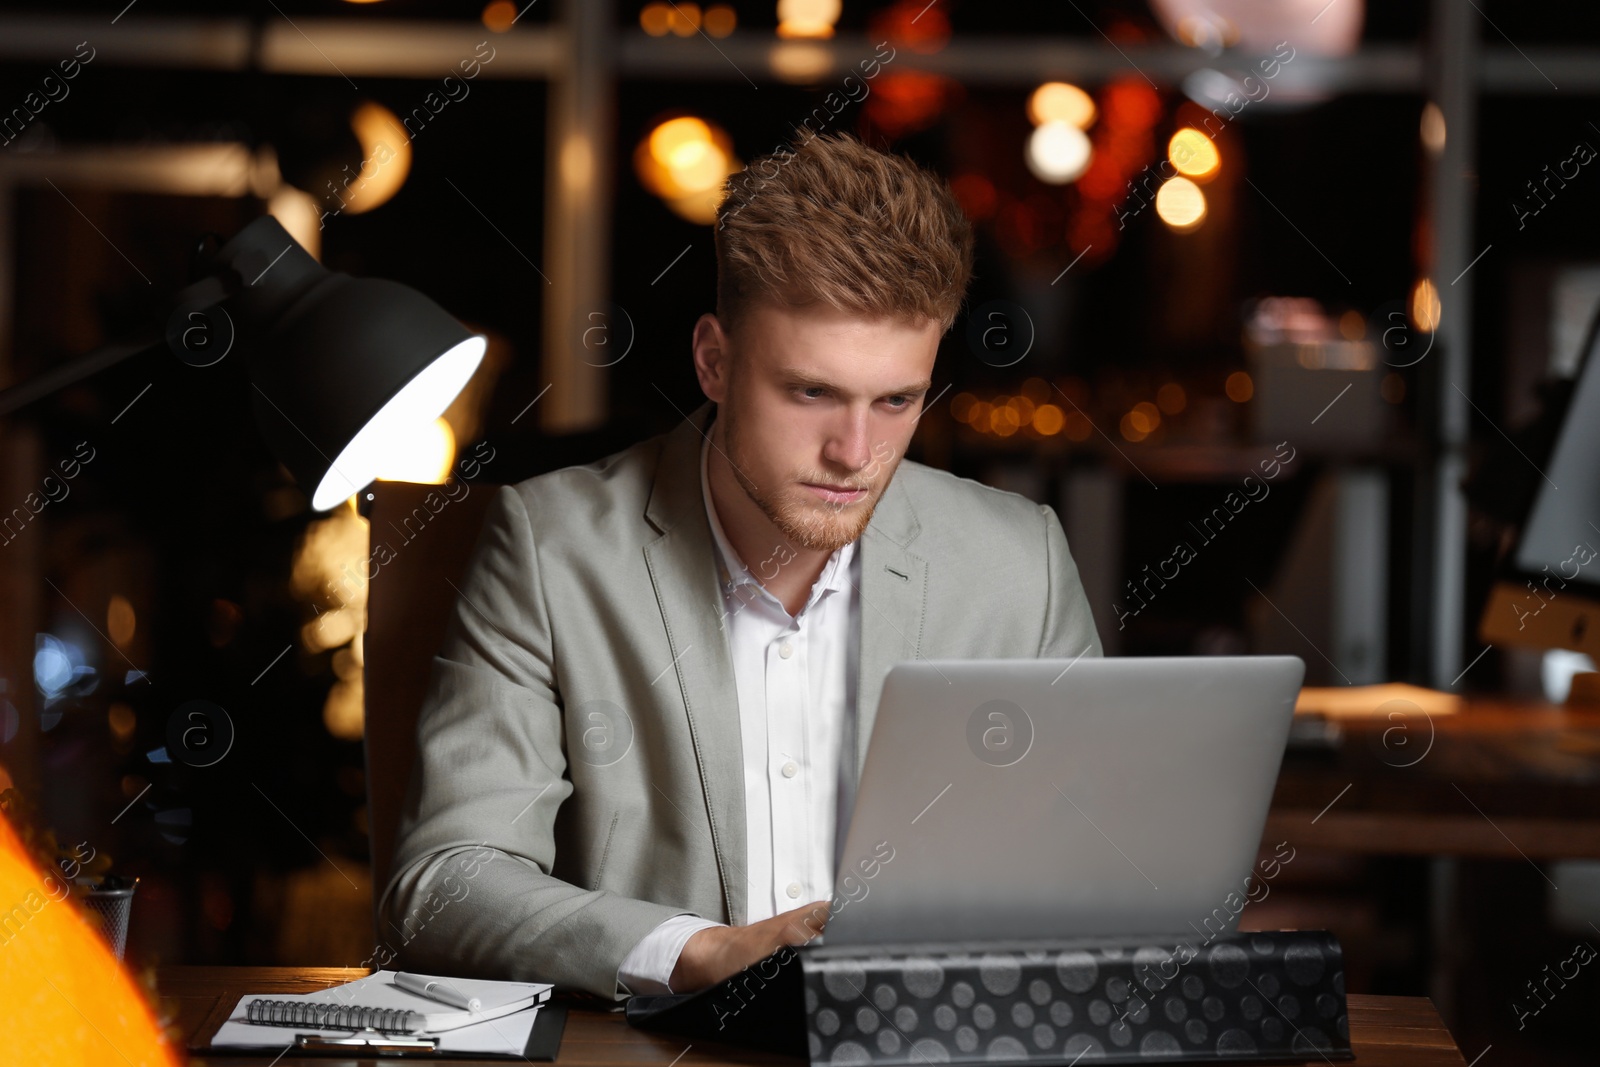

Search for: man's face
xmin=707 ymin=302 xmax=940 ymax=554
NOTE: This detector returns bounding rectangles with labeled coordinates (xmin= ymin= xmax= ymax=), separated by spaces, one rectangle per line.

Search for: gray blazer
xmin=379 ymin=399 xmax=1102 ymax=999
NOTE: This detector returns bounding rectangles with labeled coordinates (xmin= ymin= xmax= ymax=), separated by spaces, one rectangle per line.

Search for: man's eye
xmin=884 ymin=395 xmax=909 ymax=408
xmin=801 ymin=386 xmax=825 ymax=399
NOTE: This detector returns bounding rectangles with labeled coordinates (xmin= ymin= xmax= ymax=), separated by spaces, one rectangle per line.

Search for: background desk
xmin=1268 ymin=698 xmax=1600 ymax=858
xmin=1262 ymin=696 xmax=1599 ymax=1057
xmin=160 ymin=966 xmax=1468 ymax=1066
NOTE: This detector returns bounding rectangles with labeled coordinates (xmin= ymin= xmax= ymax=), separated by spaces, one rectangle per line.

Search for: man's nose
xmin=823 ymin=412 xmax=874 ymax=473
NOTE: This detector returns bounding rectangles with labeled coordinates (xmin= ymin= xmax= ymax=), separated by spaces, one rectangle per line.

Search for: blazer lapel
xmin=642 ymin=400 xmax=751 ymax=925
xmin=851 ymin=464 xmax=928 ymax=783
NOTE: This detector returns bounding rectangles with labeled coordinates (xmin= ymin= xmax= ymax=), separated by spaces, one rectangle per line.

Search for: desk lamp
xmin=0 ymin=215 xmax=487 ymax=512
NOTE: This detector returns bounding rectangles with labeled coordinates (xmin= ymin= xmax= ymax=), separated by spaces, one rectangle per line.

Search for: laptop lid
xmin=824 ymin=655 xmax=1305 ymax=946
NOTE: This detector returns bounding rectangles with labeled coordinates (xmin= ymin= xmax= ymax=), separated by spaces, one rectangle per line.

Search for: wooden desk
xmin=1268 ymin=698 xmax=1600 ymax=858
xmin=161 ymin=966 xmax=1468 ymax=1066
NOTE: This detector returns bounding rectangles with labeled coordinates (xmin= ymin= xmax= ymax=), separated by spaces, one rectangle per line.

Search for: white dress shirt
xmin=615 ymin=425 xmax=860 ymax=994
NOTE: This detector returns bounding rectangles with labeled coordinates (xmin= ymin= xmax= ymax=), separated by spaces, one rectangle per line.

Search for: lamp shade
xmin=213 ymin=216 xmax=486 ymax=512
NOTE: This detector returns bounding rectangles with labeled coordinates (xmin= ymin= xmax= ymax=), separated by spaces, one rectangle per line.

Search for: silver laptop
xmin=824 ymin=655 xmax=1305 ymax=945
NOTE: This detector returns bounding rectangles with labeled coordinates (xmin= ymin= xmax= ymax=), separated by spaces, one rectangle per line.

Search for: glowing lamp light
xmin=1225 ymin=370 xmax=1254 ymax=402
xmin=375 ymin=416 xmax=458 ymax=485
xmin=196 ymin=215 xmax=488 ymax=512
xmin=1155 ymin=176 xmax=1207 ymax=231
xmin=1168 ymin=128 xmax=1220 ymax=181
xmin=1028 ymin=82 xmax=1096 ymax=129
xmin=1026 ymin=121 xmax=1093 ymax=184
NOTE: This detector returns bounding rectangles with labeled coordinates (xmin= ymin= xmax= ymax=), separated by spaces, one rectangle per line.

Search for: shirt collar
xmin=700 ymin=423 xmax=857 ymax=605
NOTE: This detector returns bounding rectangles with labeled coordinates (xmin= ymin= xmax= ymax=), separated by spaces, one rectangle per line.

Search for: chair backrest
xmin=363 ymin=481 xmax=499 ymax=921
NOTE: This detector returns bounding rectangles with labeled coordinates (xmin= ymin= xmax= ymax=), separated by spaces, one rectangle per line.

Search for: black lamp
xmin=0 ymin=215 xmax=486 ymax=513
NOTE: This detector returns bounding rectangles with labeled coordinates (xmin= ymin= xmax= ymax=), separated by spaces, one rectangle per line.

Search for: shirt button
xmin=786 ymin=882 xmax=802 ymax=899
xmin=778 ymin=640 xmax=794 ymax=659
xmin=781 ymin=761 xmax=798 ymax=778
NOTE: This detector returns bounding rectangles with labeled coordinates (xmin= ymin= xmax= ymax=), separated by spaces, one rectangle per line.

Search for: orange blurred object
xmin=1033 ymin=403 xmax=1066 ymax=435
xmin=1157 ymin=382 xmax=1187 ymax=415
xmin=1101 ymin=78 xmax=1162 ymax=131
xmin=1226 ymin=370 xmax=1254 ymax=402
xmin=949 ymin=173 xmax=998 ymax=222
xmin=864 ymin=70 xmax=960 ymax=141
xmin=0 ymin=810 xmax=179 ymax=1066
xmin=481 ymin=0 xmax=516 ymax=32
xmin=870 ymin=0 xmax=952 ymax=54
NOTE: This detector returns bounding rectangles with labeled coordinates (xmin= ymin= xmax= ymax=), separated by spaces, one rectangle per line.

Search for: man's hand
xmin=669 ymin=899 xmax=830 ymax=993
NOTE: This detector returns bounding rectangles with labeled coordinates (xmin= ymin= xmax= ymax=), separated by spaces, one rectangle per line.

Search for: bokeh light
xmin=1168 ymin=128 xmax=1220 ymax=181
xmin=1225 ymin=370 xmax=1254 ymax=402
xmin=343 ymin=102 xmax=412 ymax=215
xmin=704 ymin=3 xmax=737 ymax=35
xmin=1026 ymin=121 xmax=1093 ymax=184
xmin=1410 ymin=277 xmax=1441 ymax=333
xmin=483 ymin=0 xmax=516 ymax=32
xmin=1029 ymin=82 xmax=1096 ymax=129
xmin=1155 ymin=175 xmax=1207 ymax=231
xmin=777 ymin=0 xmax=841 ymax=38
xmin=1157 ymin=382 xmax=1187 ymax=415
xmin=636 ymin=115 xmax=741 ymax=224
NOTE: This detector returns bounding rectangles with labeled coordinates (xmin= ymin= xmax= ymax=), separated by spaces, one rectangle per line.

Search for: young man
xmin=380 ymin=132 xmax=1101 ymax=999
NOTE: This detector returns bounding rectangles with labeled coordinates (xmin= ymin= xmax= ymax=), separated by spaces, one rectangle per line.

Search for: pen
xmin=394 ymin=972 xmax=483 ymax=1012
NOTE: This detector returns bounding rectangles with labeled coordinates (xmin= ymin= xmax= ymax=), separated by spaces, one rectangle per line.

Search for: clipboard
xmin=197 ymin=1002 xmax=568 ymax=1059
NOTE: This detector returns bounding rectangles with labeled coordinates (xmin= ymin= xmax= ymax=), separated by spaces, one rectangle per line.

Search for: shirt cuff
xmin=617 ymin=914 xmax=725 ymax=995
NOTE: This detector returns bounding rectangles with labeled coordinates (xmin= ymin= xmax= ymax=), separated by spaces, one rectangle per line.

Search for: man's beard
xmin=719 ymin=404 xmax=890 ymax=554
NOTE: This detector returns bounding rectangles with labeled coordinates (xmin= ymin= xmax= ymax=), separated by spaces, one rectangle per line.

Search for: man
xmin=380 ymin=131 xmax=1102 ymax=1000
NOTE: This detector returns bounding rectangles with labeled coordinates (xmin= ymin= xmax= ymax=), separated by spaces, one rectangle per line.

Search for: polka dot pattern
xmin=801 ymin=931 xmax=1351 ymax=1063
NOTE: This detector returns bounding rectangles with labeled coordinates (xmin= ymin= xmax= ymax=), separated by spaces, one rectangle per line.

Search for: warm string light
xmin=951 ymin=378 xmax=1198 ymax=443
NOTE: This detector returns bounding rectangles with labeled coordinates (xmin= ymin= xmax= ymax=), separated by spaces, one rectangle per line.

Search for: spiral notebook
xmin=209 ymin=970 xmax=554 ymax=1054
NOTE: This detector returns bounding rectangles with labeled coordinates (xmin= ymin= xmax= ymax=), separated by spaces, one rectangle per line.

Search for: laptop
xmin=823 ymin=654 xmax=1306 ymax=946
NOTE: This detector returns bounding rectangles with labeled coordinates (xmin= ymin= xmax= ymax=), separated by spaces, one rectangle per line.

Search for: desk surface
xmin=160 ymin=966 xmax=1467 ymax=1067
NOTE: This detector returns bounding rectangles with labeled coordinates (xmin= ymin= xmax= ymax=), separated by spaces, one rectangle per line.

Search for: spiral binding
xmin=245 ymin=998 xmax=421 ymax=1034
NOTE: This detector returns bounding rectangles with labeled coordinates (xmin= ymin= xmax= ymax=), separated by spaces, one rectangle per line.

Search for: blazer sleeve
xmin=1036 ymin=503 xmax=1104 ymax=660
xmin=378 ymin=484 xmax=687 ymax=999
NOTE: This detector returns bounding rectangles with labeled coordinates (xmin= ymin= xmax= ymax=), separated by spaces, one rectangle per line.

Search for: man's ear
xmin=692 ymin=312 xmax=732 ymax=403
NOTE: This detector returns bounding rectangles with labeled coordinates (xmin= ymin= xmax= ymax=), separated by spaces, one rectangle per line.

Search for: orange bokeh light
xmin=0 ymin=811 xmax=179 ymax=1066
xmin=1033 ymin=403 xmax=1066 ymax=435
xmin=1226 ymin=371 xmax=1255 ymax=402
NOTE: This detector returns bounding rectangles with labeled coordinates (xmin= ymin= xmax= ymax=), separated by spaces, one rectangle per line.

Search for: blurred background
xmin=2 ymin=0 xmax=1599 ymax=1060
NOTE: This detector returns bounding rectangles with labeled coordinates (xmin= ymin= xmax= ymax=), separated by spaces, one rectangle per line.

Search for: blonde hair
xmin=713 ymin=131 xmax=974 ymax=338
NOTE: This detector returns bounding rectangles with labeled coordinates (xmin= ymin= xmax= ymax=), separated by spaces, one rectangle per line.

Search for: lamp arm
xmin=0 ymin=334 xmax=164 ymax=418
